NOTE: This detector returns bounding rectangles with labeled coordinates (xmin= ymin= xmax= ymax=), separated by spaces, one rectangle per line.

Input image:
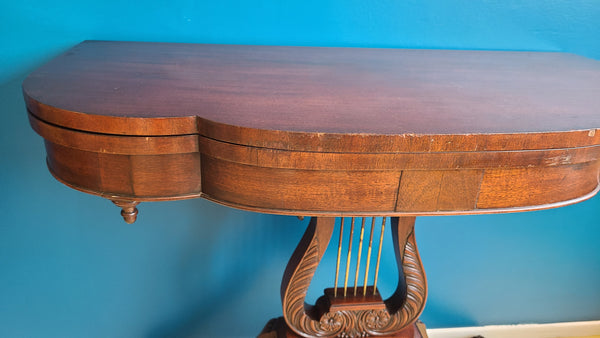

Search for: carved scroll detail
xmin=385 ymin=230 xmax=427 ymax=331
xmin=282 ymin=217 xmax=427 ymax=338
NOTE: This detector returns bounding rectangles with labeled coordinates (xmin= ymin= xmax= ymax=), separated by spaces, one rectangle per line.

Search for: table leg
xmin=261 ymin=216 xmax=428 ymax=338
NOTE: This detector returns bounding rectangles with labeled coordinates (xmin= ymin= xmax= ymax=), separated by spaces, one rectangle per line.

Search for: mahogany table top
xmin=24 ymin=40 xmax=600 ymax=153
xmin=23 ymin=41 xmax=600 ymax=215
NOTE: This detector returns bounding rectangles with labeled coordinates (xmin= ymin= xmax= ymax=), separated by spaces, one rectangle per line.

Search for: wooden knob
xmin=110 ymin=200 xmax=140 ymax=224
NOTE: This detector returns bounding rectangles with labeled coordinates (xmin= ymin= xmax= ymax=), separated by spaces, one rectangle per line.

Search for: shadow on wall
xmin=1 ymin=73 xmax=306 ymax=337
xmin=145 ymin=207 xmax=307 ymax=337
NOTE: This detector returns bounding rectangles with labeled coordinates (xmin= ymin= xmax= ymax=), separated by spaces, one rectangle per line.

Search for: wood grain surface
xmin=24 ymin=41 xmax=600 ymax=216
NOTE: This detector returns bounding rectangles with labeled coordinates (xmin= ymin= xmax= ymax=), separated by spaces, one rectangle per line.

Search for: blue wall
xmin=1 ymin=0 xmax=599 ymax=336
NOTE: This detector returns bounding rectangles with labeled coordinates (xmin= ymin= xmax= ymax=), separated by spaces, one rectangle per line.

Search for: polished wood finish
xmin=279 ymin=217 xmax=426 ymax=337
xmin=23 ymin=42 xmax=600 ymax=139
xmin=259 ymin=318 xmax=425 ymax=338
xmin=325 ymin=287 xmax=386 ymax=312
xmin=24 ymin=41 xmax=600 ymax=217
xmin=23 ymin=41 xmax=600 ymax=337
xmin=111 ymin=200 xmax=140 ymax=224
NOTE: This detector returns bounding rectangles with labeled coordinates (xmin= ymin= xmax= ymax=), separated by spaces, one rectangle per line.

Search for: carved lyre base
xmin=259 ymin=318 xmax=428 ymax=338
xmin=267 ymin=216 xmax=428 ymax=338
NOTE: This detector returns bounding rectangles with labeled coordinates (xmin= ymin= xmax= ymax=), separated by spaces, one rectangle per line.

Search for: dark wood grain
xmin=24 ymin=41 xmax=600 ymax=151
xmin=258 ymin=317 xmax=423 ymax=338
xmin=396 ymin=170 xmax=483 ymax=212
xmin=24 ymin=41 xmax=600 ymax=215
xmin=477 ymin=162 xmax=600 ymax=209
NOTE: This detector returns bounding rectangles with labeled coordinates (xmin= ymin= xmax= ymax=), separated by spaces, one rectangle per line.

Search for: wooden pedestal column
xmin=261 ymin=217 xmax=427 ymax=338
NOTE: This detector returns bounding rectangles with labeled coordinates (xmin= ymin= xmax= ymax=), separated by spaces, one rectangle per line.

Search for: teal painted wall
xmin=1 ymin=0 xmax=599 ymax=336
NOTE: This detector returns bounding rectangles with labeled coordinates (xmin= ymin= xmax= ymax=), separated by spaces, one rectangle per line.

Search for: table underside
xmin=30 ymin=114 xmax=600 ymax=338
xmin=30 ymin=112 xmax=600 ymax=219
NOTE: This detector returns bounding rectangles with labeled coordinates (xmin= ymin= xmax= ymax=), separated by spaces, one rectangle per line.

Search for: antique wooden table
xmin=24 ymin=41 xmax=600 ymax=337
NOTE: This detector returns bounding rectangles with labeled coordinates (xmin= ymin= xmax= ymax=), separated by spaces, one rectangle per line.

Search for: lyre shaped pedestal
xmin=270 ymin=217 xmax=427 ymax=338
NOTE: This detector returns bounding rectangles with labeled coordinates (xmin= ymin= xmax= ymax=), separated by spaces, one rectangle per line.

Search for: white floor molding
xmin=427 ymin=320 xmax=600 ymax=338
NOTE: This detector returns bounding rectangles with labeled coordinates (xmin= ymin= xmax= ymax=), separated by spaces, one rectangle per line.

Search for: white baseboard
xmin=427 ymin=320 xmax=600 ymax=338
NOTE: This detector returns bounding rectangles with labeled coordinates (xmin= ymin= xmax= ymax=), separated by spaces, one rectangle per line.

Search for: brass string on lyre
xmin=373 ymin=217 xmax=386 ymax=294
xmin=353 ymin=217 xmax=366 ymax=296
xmin=334 ymin=217 xmax=344 ymax=297
xmin=333 ymin=216 xmax=387 ymax=296
xmin=363 ymin=217 xmax=376 ymax=295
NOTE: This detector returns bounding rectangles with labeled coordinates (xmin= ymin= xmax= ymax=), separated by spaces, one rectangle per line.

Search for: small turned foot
xmin=110 ymin=200 xmax=140 ymax=223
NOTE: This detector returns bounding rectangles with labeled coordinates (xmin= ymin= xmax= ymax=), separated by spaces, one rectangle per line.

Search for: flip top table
xmin=24 ymin=41 xmax=600 ymax=337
